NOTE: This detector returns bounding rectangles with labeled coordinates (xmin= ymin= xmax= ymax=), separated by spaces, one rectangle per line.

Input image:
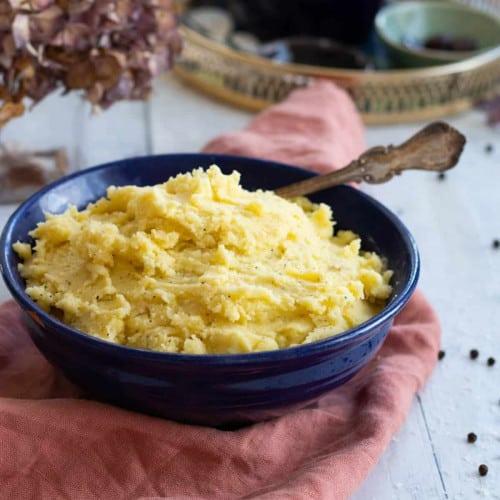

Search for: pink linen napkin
xmin=0 ymin=80 xmax=441 ymax=500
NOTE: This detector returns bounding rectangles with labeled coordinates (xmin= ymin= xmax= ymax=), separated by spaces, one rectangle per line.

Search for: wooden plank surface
xmin=1 ymin=74 xmax=499 ymax=498
xmin=149 ymin=74 xmax=251 ymax=153
xmin=362 ymin=113 xmax=500 ymax=499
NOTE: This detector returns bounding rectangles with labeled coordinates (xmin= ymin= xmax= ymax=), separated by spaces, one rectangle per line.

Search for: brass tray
xmin=174 ymin=25 xmax=500 ymax=124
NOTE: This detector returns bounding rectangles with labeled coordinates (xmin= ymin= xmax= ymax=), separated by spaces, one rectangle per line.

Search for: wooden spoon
xmin=274 ymin=121 xmax=466 ymax=198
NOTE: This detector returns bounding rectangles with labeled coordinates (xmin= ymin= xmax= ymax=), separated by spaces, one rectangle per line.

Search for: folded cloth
xmin=203 ymin=80 xmax=366 ymax=173
xmin=0 ymin=80 xmax=441 ymax=500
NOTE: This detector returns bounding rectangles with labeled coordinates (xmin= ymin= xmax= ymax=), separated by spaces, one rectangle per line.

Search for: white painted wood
xmin=149 ymin=73 xmax=251 ymax=154
xmin=1 ymin=74 xmax=499 ymax=498
xmin=1 ymin=92 xmax=83 ymax=172
xmin=2 ymin=89 xmax=150 ymax=171
xmin=363 ymin=113 xmax=500 ymax=499
xmin=352 ymin=397 xmax=447 ymax=500
xmin=73 ymin=98 xmax=150 ymax=169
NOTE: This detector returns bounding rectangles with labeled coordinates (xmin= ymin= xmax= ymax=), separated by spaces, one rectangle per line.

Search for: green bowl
xmin=375 ymin=1 xmax=500 ymax=68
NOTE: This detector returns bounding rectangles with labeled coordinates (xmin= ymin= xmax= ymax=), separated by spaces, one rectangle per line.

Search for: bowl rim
xmin=374 ymin=0 xmax=500 ymax=63
xmin=0 ymin=152 xmax=420 ymax=365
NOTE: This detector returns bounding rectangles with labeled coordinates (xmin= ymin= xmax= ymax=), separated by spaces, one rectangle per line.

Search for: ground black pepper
xmin=493 ymin=239 xmax=500 ymax=249
xmin=487 ymin=357 xmax=496 ymax=366
xmin=437 ymin=172 xmax=446 ymax=181
xmin=467 ymin=432 xmax=477 ymax=443
xmin=478 ymin=464 xmax=488 ymax=476
xmin=485 ymin=143 xmax=494 ymax=154
xmin=438 ymin=350 xmax=445 ymax=360
xmin=470 ymin=349 xmax=479 ymax=360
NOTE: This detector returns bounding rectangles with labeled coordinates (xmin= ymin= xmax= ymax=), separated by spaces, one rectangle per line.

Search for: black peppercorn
xmin=438 ymin=350 xmax=445 ymax=360
xmin=467 ymin=432 xmax=477 ymax=443
xmin=478 ymin=464 xmax=488 ymax=476
xmin=487 ymin=357 xmax=496 ymax=366
xmin=470 ymin=349 xmax=479 ymax=360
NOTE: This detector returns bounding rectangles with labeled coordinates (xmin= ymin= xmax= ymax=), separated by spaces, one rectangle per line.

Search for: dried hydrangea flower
xmin=0 ymin=0 xmax=182 ymax=125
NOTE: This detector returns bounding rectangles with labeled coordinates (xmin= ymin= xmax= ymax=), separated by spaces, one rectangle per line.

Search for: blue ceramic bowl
xmin=0 ymin=154 xmax=419 ymax=427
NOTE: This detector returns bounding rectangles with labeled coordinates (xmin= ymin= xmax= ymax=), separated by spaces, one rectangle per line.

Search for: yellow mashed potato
xmin=14 ymin=165 xmax=392 ymax=354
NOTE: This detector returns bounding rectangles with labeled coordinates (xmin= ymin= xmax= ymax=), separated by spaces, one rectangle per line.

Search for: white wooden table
xmin=1 ymin=74 xmax=499 ymax=499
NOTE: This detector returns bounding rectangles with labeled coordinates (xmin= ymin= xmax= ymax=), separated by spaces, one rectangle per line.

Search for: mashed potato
xmin=14 ymin=165 xmax=392 ymax=354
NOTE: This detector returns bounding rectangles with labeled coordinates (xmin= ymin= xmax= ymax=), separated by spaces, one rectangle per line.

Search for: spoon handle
xmin=275 ymin=121 xmax=466 ymax=198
